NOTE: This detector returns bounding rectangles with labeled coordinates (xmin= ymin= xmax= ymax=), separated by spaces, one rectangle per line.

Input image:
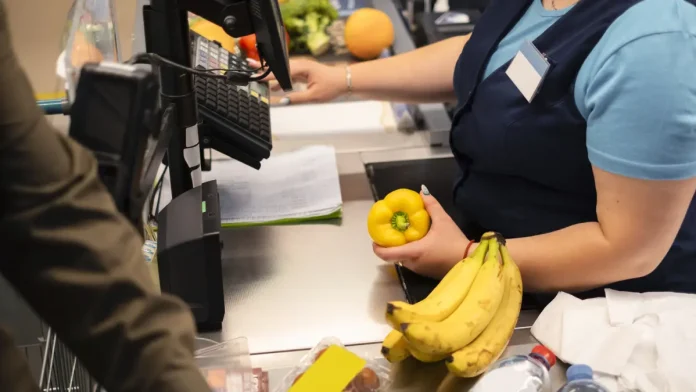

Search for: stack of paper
xmin=158 ymin=145 xmax=342 ymax=226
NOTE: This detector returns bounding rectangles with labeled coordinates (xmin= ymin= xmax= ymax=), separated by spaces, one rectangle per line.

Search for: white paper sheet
xmin=270 ymin=100 xmax=398 ymax=135
xmin=158 ymin=145 xmax=342 ymax=225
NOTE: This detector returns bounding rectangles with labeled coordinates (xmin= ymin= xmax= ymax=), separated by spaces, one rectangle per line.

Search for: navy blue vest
xmin=450 ymin=0 xmax=696 ymax=296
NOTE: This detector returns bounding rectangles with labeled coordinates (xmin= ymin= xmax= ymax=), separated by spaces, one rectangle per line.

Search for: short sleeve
xmin=577 ymin=32 xmax=696 ymax=180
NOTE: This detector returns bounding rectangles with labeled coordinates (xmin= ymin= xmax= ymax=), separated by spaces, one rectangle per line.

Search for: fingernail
xmin=279 ymin=96 xmax=290 ymax=106
xmin=421 ymin=184 xmax=430 ymax=195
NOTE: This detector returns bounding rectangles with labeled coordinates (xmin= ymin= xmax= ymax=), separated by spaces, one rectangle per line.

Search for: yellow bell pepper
xmin=367 ymin=189 xmax=431 ymax=247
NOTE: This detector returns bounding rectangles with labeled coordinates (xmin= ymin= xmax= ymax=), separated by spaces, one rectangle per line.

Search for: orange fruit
xmin=344 ymin=8 xmax=394 ymax=60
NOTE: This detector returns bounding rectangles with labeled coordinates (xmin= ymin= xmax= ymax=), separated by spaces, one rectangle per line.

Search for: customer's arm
xmin=0 ymin=4 xmax=209 ymax=392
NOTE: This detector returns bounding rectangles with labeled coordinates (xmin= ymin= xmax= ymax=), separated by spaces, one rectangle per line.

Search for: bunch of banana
xmin=380 ymin=233 xmax=524 ymax=378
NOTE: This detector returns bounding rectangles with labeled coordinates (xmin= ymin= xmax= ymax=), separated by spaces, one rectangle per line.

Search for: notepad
xmin=158 ymin=145 xmax=343 ymax=226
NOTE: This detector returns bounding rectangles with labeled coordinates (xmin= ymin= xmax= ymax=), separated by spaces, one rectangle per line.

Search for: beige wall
xmin=4 ymin=0 xmax=137 ymax=96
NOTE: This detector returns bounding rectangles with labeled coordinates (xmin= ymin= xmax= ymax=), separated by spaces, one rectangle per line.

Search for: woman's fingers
xmin=268 ymin=80 xmax=283 ymax=91
xmin=247 ymin=58 xmax=262 ymax=69
xmin=278 ymin=89 xmax=316 ymax=105
xmin=373 ymin=241 xmax=423 ymax=263
xmin=249 ymin=58 xmax=313 ymax=83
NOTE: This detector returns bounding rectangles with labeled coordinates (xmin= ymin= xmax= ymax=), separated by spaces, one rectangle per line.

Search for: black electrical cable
xmin=125 ymin=53 xmax=268 ymax=83
xmin=249 ymin=66 xmax=272 ymax=81
xmin=148 ymin=164 xmax=168 ymax=223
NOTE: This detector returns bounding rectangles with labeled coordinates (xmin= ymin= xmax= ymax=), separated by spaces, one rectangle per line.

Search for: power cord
xmin=148 ymin=163 xmax=168 ymax=224
xmin=126 ymin=52 xmax=269 ymax=84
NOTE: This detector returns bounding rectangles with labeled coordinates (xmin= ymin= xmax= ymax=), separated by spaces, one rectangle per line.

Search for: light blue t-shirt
xmin=482 ymin=0 xmax=696 ymax=180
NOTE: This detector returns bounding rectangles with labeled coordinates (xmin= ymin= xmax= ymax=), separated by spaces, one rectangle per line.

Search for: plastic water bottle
xmin=557 ymin=365 xmax=609 ymax=392
xmin=470 ymin=345 xmax=557 ymax=392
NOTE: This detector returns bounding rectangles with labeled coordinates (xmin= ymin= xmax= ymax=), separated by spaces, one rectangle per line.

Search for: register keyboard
xmin=191 ymin=32 xmax=272 ymax=169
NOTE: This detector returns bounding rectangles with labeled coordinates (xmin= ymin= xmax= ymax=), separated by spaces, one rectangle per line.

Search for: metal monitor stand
xmin=144 ymin=0 xmax=200 ymax=197
xmin=143 ymin=0 xmax=225 ymax=332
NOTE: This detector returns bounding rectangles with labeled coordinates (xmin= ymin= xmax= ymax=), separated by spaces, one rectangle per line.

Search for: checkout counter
xmin=131 ymin=0 xmax=570 ymax=390
xmin=0 ymin=0 xmax=566 ymax=390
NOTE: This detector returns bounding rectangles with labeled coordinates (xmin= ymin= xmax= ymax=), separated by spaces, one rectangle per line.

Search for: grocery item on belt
xmin=280 ymin=0 xmax=339 ymax=56
xmin=380 ymin=233 xmax=525 ymax=378
xmin=469 ymin=345 xmax=556 ymax=392
xmin=367 ymin=188 xmax=431 ymax=247
xmin=556 ymin=365 xmax=609 ymax=392
xmin=275 ymin=337 xmax=391 ymax=392
xmin=253 ymin=368 xmax=269 ymax=392
xmin=344 ymin=8 xmax=394 ymax=60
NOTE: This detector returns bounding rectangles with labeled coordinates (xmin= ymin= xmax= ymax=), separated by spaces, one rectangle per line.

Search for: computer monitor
xmin=176 ymin=0 xmax=292 ymax=90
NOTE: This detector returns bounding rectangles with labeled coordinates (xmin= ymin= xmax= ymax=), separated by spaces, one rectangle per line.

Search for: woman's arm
xmin=512 ymin=29 xmax=696 ymax=292
xmin=373 ymin=172 xmax=696 ymax=292
xmin=508 ymin=167 xmax=696 ymax=292
xmin=350 ymin=34 xmax=470 ymax=103
xmin=264 ymin=34 xmax=470 ymax=104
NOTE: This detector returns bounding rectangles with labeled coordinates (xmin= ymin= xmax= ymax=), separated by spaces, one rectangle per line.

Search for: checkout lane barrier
xmin=39 ymin=327 xmax=96 ymax=392
xmin=38 ymin=99 xmax=70 ymax=115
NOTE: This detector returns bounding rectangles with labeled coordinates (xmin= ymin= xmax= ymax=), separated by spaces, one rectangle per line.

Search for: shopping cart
xmin=39 ymin=327 xmax=97 ymax=392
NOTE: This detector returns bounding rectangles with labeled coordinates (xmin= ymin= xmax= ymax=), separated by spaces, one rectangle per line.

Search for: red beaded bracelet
xmin=464 ymin=239 xmax=477 ymax=259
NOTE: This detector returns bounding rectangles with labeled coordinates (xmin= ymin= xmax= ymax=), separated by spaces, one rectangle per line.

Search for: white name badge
xmin=506 ymin=40 xmax=550 ymax=103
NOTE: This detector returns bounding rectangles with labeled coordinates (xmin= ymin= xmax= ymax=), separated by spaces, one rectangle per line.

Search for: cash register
xmin=67 ymin=0 xmax=292 ymax=331
xmin=190 ymin=31 xmax=273 ymax=170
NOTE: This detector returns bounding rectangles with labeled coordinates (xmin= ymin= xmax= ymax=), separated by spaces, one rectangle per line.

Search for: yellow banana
xmin=381 ymin=330 xmax=411 ymax=363
xmin=408 ymin=344 xmax=449 ymax=363
xmin=381 ymin=329 xmax=447 ymax=363
xmin=446 ymin=244 xmax=523 ymax=377
xmin=402 ymin=237 xmax=505 ymax=355
xmin=385 ymin=237 xmax=491 ymax=329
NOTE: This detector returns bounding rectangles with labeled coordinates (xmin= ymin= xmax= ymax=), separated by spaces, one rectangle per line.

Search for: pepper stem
xmin=391 ymin=211 xmax=410 ymax=232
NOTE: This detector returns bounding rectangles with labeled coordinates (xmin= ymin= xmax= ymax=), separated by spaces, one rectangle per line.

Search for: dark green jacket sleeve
xmin=0 ymin=3 xmax=210 ymax=392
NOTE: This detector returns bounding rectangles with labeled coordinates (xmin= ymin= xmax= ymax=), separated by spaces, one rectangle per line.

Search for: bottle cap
xmin=567 ymin=364 xmax=593 ymax=382
xmin=531 ymin=345 xmax=556 ymax=369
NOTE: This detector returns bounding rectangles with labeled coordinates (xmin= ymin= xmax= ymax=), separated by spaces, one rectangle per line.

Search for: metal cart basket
xmin=39 ymin=327 xmax=97 ymax=392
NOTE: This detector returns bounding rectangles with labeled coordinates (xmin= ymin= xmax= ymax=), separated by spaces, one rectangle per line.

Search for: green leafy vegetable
xmin=280 ymin=0 xmax=339 ymax=55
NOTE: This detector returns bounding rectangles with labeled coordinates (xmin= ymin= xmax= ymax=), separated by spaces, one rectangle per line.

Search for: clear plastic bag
xmin=195 ymin=337 xmax=253 ymax=392
xmin=62 ymin=0 xmax=120 ymax=101
xmin=274 ymin=337 xmax=392 ymax=392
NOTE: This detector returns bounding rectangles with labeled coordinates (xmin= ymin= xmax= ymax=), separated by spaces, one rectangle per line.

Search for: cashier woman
xmin=0 ymin=2 xmax=211 ymax=391
xmin=268 ymin=0 xmax=696 ymax=296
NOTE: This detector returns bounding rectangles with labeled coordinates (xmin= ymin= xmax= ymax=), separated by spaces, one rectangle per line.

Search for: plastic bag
xmin=274 ymin=337 xmax=392 ymax=392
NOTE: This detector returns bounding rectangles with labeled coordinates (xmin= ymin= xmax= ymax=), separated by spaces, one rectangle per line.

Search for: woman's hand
xmin=373 ymin=187 xmax=471 ymax=279
xmin=251 ymin=58 xmax=347 ymax=104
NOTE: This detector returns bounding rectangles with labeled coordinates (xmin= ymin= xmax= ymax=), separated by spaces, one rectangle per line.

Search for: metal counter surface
xmin=196 ymin=146 xmax=565 ymax=390
xmin=200 ymin=146 xmax=484 ymax=355
xmin=201 ymin=160 xmax=404 ymax=354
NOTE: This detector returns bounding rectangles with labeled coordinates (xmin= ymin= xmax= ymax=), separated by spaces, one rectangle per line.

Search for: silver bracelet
xmin=345 ymin=65 xmax=352 ymax=95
